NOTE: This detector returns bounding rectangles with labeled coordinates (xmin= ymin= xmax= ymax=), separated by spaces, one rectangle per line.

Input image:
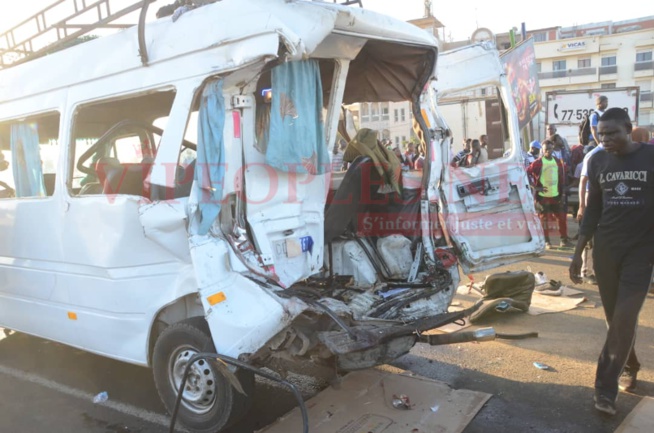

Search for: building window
xmin=601 ymin=56 xmax=616 ymax=66
xmin=402 ymin=136 xmax=407 ymax=144
xmin=361 ymin=103 xmax=369 ymax=122
xmin=578 ymin=58 xmax=591 ymax=68
xmin=585 ymin=29 xmax=606 ymax=36
xmin=394 ymin=109 xmax=399 ymax=123
xmin=381 ymin=104 xmax=389 ymax=121
xmin=636 ymin=51 xmax=652 ymax=62
xmin=533 ymin=32 xmax=546 ymax=43
xmin=553 ymin=60 xmax=566 ymax=71
xmin=400 ymin=108 xmax=406 ymax=122
xmin=637 ymin=80 xmax=651 ymax=101
xmin=601 ymin=83 xmax=616 ymax=89
xmin=395 ymin=137 xmax=399 ymax=146
xmin=371 ymin=103 xmax=379 ymax=122
xmin=536 ymin=62 xmax=542 ymax=73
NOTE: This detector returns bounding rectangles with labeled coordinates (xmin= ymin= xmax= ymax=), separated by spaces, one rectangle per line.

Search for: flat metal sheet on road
xmin=259 ymin=368 xmax=491 ymax=433
xmin=614 ymin=397 xmax=654 ymax=433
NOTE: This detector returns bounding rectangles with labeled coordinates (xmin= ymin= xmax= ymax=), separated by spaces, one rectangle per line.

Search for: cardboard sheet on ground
xmin=258 ymin=369 xmax=491 ymax=433
xmin=528 ymin=286 xmax=587 ymax=315
xmin=614 ymin=397 xmax=654 ymax=433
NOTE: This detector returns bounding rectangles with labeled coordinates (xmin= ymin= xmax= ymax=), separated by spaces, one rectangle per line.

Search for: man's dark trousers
xmin=593 ymin=235 xmax=653 ymax=401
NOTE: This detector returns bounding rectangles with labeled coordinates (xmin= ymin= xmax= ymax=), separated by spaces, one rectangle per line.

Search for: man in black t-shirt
xmin=569 ymin=108 xmax=654 ymax=416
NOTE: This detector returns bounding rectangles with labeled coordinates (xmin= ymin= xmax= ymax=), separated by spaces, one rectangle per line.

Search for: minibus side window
xmin=69 ymin=90 xmax=176 ymax=197
xmin=153 ymin=111 xmax=197 ymax=199
xmin=0 ymin=112 xmax=60 ymax=199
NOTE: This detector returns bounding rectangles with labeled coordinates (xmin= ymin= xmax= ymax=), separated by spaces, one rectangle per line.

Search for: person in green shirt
xmin=526 ymin=140 xmax=570 ymax=249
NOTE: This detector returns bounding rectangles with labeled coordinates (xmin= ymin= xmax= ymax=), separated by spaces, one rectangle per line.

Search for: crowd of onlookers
xmin=450 ymin=135 xmax=490 ymax=168
xmin=331 ymin=136 xmax=428 ymax=173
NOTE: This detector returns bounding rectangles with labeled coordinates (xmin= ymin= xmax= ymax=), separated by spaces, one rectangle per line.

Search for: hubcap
xmin=169 ymin=346 xmax=218 ymax=414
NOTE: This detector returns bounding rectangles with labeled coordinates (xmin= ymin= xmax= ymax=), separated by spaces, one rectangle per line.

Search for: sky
xmin=0 ymin=0 xmax=652 ymax=42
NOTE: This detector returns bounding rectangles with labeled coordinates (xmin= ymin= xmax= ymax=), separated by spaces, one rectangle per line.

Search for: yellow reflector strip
xmin=207 ymin=292 xmax=227 ymax=306
xmin=421 ymin=109 xmax=431 ymax=128
xmin=67 ymin=312 xmax=78 ymax=320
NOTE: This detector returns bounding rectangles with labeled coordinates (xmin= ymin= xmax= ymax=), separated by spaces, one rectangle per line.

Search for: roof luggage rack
xmin=334 ymin=0 xmax=363 ymax=6
xmin=1 ymin=0 xmax=368 ymax=70
xmin=0 ymin=0 xmax=155 ymax=70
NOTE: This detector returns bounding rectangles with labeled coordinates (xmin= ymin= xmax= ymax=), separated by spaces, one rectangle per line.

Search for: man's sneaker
xmin=593 ymin=393 xmax=616 ymax=416
xmin=560 ymin=238 xmax=573 ymax=248
xmin=619 ymin=369 xmax=638 ymax=392
xmin=545 ymin=242 xmax=552 ymax=250
xmin=583 ymin=275 xmax=598 ymax=285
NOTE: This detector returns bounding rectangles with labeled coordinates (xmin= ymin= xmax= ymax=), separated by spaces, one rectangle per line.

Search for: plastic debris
xmin=533 ymin=362 xmax=551 ymax=371
xmin=391 ymin=394 xmax=411 ymax=410
xmin=93 ymin=391 xmax=109 ymax=404
xmin=430 ymin=404 xmax=440 ymax=413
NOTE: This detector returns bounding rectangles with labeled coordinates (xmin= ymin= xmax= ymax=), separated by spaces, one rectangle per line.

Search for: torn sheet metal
xmin=188 ymin=234 xmax=308 ymax=357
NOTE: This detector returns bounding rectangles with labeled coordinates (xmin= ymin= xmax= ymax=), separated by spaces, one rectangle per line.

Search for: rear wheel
xmin=152 ymin=317 xmax=253 ymax=433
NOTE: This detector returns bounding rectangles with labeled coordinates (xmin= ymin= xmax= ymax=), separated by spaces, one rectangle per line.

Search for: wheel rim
xmin=168 ymin=345 xmax=218 ymax=415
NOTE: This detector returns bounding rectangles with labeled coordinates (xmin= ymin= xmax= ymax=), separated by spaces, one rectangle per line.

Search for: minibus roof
xmin=0 ymin=0 xmax=439 ymax=103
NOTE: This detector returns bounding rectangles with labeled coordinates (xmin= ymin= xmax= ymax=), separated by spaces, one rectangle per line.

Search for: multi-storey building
xmin=493 ymin=17 xmax=654 ymax=137
xmin=358 ymin=13 xmax=654 ymax=147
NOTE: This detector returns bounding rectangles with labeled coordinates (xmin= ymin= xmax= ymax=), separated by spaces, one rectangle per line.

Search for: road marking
xmin=0 ymin=364 xmax=185 ymax=431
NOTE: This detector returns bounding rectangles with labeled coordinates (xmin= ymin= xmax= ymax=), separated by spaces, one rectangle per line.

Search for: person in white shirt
xmin=524 ymin=140 xmax=541 ymax=166
xmin=589 ymin=96 xmax=608 ymax=145
xmin=575 ymin=143 xmax=604 ymax=284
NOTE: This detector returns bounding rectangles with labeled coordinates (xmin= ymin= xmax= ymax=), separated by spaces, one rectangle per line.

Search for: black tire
xmin=152 ymin=317 xmax=254 ymax=433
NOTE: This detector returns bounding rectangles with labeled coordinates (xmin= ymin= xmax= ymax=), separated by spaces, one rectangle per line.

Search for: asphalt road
xmin=1 ymin=222 xmax=652 ymax=432
xmin=402 ymin=245 xmax=654 ymax=433
xmin=0 ymin=329 xmax=319 ymax=433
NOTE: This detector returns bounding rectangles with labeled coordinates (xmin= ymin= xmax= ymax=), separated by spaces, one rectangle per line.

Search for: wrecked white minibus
xmin=0 ymin=1 xmax=544 ymax=431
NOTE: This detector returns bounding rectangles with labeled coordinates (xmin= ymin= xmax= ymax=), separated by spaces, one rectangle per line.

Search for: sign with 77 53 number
xmin=546 ymin=87 xmax=639 ymax=124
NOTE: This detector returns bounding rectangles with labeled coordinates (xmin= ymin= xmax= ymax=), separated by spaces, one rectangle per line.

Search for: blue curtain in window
xmin=266 ymin=60 xmax=329 ymax=175
xmin=10 ymin=123 xmax=46 ymax=198
xmin=194 ymin=80 xmax=226 ymax=235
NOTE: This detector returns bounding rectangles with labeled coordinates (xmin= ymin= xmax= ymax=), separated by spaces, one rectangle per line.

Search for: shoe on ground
xmin=593 ymin=393 xmax=616 ymax=416
xmin=583 ymin=275 xmax=598 ymax=285
xmin=545 ymin=242 xmax=552 ymax=250
xmin=619 ymin=369 xmax=638 ymax=392
xmin=560 ymin=238 xmax=573 ymax=248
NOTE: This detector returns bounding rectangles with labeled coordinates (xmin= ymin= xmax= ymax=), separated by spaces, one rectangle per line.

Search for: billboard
xmin=545 ymin=87 xmax=639 ymax=125
xmin=501 ymin=39 xmax=542 ymax=130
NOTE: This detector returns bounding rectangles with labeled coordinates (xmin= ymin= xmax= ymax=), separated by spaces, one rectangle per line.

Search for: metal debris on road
xmin=392 ymin=394 xmax=411 ymax=410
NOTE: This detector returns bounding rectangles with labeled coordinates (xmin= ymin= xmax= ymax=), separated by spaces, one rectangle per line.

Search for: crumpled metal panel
xmin=188 ymin=234 xmax=309 ymax=357
xmin=138 ymin=199 xmax=191 ymax=262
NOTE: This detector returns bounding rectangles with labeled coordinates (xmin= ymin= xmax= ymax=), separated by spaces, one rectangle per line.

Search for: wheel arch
xmin=147 ymin=293 xmax=206 ymax=366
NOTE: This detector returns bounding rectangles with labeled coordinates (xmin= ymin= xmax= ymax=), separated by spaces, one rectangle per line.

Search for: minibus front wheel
xmin=152 ymin=317 xmax=254 ymax=432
